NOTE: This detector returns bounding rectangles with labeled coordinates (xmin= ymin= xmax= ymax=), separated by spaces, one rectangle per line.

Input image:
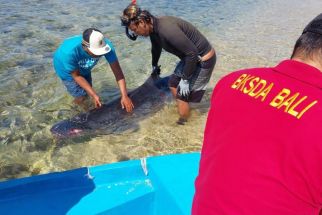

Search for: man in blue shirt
xmin=53 ymin=28 xmax=134 ymax=112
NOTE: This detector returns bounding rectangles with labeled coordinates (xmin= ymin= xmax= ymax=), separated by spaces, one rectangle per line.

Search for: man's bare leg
xmin=170 ymin=87 xmax=190 ymax=124
xmin=177 ymin=99 xmax=190 ymax=124
xmin=170 ymin=87 xmax=177 ymax=99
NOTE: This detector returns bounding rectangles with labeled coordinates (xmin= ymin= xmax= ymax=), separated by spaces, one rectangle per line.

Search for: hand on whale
xmin=50 ymin=75 xmax=171 ymax=138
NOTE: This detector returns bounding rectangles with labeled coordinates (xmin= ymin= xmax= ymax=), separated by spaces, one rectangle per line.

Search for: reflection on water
xmin=0 ymin=0 xmax=321 ymax=181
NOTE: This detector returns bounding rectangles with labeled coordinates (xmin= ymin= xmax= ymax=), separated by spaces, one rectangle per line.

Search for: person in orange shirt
xmin=193 ymin=14 xmax=322 ymax=215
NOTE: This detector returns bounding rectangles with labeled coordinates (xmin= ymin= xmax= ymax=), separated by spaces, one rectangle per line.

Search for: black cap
xmin=303 ymin=13 xmax=322 ymax=35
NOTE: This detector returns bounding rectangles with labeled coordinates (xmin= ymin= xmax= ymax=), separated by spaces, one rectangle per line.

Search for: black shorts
xmin=169 ymin=55 xmax=216 ymax=103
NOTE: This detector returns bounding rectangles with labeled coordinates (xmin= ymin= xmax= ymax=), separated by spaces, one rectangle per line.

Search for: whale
xmin=50 ymin=75 xmax=171 ymax=138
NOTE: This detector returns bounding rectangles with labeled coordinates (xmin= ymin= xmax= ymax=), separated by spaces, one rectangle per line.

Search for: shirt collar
xmin=273 ymin=60 xmax=322 ymax=90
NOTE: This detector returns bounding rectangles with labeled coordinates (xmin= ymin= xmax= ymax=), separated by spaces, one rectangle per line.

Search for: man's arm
xmin=71 ymin=70 xmax=102 ymax=108
xmin=162 ymin=25 xmax=199 ymax=80
xmin=150 ymin=35 xmax=162 ymax=69
xmin=109 ymin=61 xmax=134 ymax=113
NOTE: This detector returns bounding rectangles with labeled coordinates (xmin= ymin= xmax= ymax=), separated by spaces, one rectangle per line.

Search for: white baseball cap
xmin=82 ymin=28 xmax=111 ymax=56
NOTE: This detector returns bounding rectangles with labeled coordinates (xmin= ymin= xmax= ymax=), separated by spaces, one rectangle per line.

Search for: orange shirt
xmin=193 ymin=60 xmax=322 ymax=215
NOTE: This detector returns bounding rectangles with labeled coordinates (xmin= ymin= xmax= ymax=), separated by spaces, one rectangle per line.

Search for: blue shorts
xmin=62 ymin=74 xmax=92 ymax=98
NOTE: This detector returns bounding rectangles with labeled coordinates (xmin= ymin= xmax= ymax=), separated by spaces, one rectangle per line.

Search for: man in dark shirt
xmin=121 ymin=3 xmax=216 ymax=124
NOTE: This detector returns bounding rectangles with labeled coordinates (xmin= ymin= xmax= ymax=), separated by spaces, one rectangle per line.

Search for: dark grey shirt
xmin=150 ymin=16 xmax=212 ymax=79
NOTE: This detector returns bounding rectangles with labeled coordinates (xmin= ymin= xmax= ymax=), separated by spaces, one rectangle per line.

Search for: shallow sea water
xmin=0 ymin=0 xmax=321 ymax=180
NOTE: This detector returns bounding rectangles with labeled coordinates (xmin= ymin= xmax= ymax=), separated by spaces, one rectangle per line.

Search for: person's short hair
xmin=303 ymin=13 xmax=322 ymax=35
xmin=291 ymin=14 xmax=322 ymax=61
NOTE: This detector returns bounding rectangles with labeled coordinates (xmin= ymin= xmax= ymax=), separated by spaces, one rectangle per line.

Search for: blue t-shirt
xmin=53 ymin=35 xmax=118 ymax=80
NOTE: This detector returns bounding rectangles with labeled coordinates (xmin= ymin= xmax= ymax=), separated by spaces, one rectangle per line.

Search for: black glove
xmin=151 ymin=65 xmax=161 ymax=76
